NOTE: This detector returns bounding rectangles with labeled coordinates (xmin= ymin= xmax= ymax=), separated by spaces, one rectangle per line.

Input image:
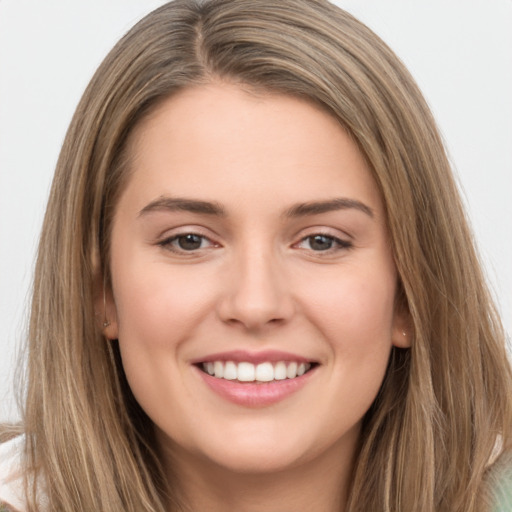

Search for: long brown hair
xmin=11 ymin=0 xmax=512 ymax=510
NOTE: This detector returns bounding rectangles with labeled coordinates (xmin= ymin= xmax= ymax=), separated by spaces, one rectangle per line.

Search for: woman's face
xmin=105 ymin=83 xmax=408 ymax=475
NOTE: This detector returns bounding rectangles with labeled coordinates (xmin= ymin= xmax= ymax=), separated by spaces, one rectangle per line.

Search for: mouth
xmin=197 ymin=360 xmax=316 ymax=383
xmin=192 ymin=350 xmax=319 ymax=406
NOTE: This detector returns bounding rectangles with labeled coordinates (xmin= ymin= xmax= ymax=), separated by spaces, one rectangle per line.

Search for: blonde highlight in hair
xmin=9 ymin=1 xmax=512 ymax=510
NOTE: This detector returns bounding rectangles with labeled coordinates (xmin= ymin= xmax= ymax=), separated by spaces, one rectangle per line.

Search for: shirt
xmin=0 ymin=436 xmax=25 ymax=511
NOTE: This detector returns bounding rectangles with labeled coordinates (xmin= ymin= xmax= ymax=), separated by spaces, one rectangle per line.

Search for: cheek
xmin=110 ymin=260 xmax=215 ymax=428
xmin=300 ymin=258 xmax=397 ymax=413
xmin=112 ymin=256 xmax=217 ymax=349
xmin=304 ymin=264 xmax=397 ymax=348
xmin=310 ymin=268 xmax=396 ymax=407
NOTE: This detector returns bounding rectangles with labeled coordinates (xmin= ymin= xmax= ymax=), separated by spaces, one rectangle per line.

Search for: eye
xmin=296 ymin=234 xmax=352 ymax=252
xmin=158 ymin=233 xmax=216 ymax=252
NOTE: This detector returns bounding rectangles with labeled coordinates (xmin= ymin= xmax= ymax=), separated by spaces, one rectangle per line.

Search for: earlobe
xmin=391 ymin=313 xmax=412 ymax=348
xmin=393 ymin=327 xmax=412 ymax=348
xmin=391 ymin=286 xmax=412 ymax=348
xmin=102 ymin=316 xmax=119 ymax=340
xmin=93 ymin=269 xmax=119 ymax=340
xmin=101 ymin=284 xmax=119 ymax=340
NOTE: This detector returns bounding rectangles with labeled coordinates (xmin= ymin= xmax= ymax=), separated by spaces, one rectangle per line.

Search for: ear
xmin=102 ymin=284 xmax=119 ymax=340
xmin=391 ymin=297 xmax=412 ymax=349
xmin=93 ymin=270 xmax=119 ymax=340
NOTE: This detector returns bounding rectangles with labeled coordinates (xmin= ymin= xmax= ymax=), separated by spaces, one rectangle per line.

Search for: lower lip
xmin=195 ymin=366 xmax=316 ymax=407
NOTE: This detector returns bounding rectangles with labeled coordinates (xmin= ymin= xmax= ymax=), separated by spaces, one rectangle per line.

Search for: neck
xmin=159 ymin=432 xmax=359 ymax=512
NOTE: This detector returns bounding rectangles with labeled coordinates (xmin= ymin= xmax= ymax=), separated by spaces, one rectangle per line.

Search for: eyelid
xmin=156 ymin=226 xmax=221 ymax=254
xmin=292 ymin=227 xmax=354 ymax=254
xmin=296 ymin=235 xmax=351 ymax=249
xmin=293 ymin=225 xmax=353 ymax=242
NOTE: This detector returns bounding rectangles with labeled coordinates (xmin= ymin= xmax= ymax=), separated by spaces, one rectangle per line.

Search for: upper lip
xmin=190 ymin=350 xmax=316 ymax=365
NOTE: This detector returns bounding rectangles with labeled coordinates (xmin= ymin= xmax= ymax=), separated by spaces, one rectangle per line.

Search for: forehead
xmin=121 ymin=82 xmax=383 ymax=217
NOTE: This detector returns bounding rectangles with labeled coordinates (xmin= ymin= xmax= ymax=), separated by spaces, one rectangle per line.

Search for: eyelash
xmin=157 ymin=232 xmax=217 ymax=253
xmin=295 ymin=233 xmax=353 ymax=254
xmin=157 ymin=231 xmax=353 ymax=255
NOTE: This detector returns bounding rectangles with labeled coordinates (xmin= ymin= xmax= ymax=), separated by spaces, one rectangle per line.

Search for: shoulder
xmin=0 ymin=435 xmax=26 ymax=512
xmin=488 ymin=452 xmax=512 ymax=512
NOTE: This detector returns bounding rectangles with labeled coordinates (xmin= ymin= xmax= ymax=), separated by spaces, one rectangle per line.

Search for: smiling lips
xmin=201 ymin=360 xmax=312 ymax=382
xmin=194 ymin=351 xmax=317 ymax=407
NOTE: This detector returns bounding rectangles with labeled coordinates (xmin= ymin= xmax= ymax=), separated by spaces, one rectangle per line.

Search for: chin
xmin=202 ymin=443 xmax=310 ymax=475
xmin=188 ymin=420 xmax=344 ymax=476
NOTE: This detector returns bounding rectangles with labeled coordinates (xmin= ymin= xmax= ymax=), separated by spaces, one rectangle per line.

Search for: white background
xmin=1 ymin=0 xmax=511 ymax=422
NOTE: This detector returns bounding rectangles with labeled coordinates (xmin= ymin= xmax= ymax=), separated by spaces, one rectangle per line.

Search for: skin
xmin=103 ymin=83 xmax=410 ymax=512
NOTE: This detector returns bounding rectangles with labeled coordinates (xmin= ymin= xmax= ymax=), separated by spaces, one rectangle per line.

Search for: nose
xmin=217 ymin=247 xmax=295 ymax=332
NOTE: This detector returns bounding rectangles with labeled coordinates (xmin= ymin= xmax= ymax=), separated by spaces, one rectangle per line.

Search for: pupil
xmin=310 ymin=235 xmax=333 ymax=251
xmin=178 ymin=234 xmax=202 ymax=250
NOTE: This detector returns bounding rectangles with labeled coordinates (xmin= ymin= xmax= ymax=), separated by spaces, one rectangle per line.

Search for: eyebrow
xmin=138 ymin=196 xmax=374 ymax=219
xmin=138 ymin=197 xmax=226 ymax=217
xmin=284 ymin=198 xmax=374 ymax=218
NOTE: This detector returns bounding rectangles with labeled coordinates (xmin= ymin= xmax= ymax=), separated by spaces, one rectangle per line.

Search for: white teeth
xmin=286 ymin=361 xmax=297 ymax=379
xmin=274 ymin=361 xmax=287 ymax=380
xmin=255 ymin=362 xmax=274 ymax=382
xmin=237 ymin=362 xmax=255 ymax=382
xmin=224 ymin=361 xmax=237 ymax=380
xmin=201 ymin=360 xmax=313 ymax=382
xmin=214 ymin=361 xmax=224 ymax=378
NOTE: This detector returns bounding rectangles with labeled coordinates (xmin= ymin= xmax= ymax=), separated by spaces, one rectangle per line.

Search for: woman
xmin=1 ymin=0 xmax=511 ymax=510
